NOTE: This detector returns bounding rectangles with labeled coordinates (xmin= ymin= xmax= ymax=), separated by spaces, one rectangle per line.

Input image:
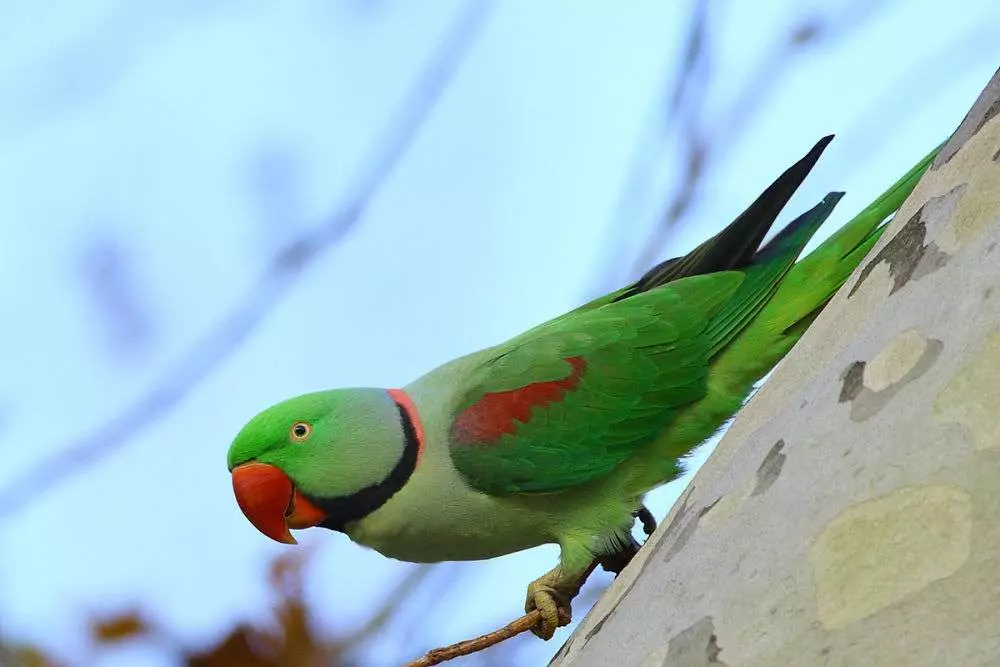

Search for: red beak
xmin=231 ymin=462 xmax=327 ymax=544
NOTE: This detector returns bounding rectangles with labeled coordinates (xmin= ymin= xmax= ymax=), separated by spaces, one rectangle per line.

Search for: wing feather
xmin=447 ymin=272 xmax=743 ymax=495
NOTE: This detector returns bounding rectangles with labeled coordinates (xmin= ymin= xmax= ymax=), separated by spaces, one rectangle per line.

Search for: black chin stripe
xmin=313 ymin=393 xmax=421 ymax=533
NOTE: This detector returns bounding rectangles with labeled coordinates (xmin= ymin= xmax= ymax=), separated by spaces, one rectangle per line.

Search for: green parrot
xmin=227 ymin=135 xmax=937 ymax=640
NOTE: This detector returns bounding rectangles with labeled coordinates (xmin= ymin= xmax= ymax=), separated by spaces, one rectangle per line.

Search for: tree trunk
xmin=551 ymin=67 xmax=1000 ymax=667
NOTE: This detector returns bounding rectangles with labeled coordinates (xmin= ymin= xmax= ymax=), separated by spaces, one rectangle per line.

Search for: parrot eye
xmin=290 ymin=422 xmax=312 ymax=442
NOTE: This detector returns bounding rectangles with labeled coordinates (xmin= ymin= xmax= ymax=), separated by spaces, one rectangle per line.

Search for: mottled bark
xmin=552 ymin=67 xmax=1000 ymax=667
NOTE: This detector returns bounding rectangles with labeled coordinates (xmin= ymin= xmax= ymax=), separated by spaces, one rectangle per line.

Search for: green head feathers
xmin=227 ymin=388 xmax=411 ymax=516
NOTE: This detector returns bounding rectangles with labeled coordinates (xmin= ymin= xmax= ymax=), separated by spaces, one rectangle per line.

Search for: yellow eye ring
xmin=290 ymin=421 xmax=312 ymax=442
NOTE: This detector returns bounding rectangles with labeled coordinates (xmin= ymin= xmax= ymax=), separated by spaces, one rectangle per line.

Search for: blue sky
xmin=1 ymin=2 xmax=998 ymax=665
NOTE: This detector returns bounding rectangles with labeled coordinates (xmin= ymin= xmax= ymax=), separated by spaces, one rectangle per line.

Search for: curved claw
xmin=525 ymin=575 xmax=577 ymax=640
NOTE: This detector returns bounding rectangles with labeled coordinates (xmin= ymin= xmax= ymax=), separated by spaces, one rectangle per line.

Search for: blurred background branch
xmin=611 ymin=0 xmax=895 ymax=283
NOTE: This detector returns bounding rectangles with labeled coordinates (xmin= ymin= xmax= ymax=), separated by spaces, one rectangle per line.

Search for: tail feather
xmin=552 ymin=138 xmax=940 ymax=364
xmin=629 ymin=138 xmax=941 ymax=493
xmin=704 ymin=192 xmax=844 ymax=358
xmin=758 ymin=142 xmax=940 ymax=338
xmin=564 ymin=136 xmax=836 ymax=321
xmin=620 ymin=135 xmax=834 ymax=300
xmin=703 ymin=142 xmax=938 ymax=401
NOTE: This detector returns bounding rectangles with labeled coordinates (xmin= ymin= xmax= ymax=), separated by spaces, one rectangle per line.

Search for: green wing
xmin=447 ymin=272 xmax=744 ymax=495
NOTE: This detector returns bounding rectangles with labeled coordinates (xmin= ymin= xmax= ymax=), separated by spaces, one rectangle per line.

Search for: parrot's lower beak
xmin=231 ymin=462 xmax=327 ymax=544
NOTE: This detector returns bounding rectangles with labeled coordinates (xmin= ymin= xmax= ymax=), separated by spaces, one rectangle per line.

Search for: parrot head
xmin=227 ymin=388 xmax=418 ymax=544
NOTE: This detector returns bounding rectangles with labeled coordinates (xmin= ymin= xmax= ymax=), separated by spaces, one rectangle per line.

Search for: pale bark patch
xmin=864 ymin=328 xmax=932 ymax=392
xmin=933 ymin=328 xmax=1000 ymax=450
xmin=808 ymin=484 xmax=973 ymax=630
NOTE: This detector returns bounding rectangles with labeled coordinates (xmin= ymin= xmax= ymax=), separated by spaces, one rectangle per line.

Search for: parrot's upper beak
xmin=231 ymin=462 xmax=327 ymax=544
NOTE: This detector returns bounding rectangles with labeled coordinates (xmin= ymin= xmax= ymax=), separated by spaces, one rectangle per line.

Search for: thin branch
xmin=712 ymin=0 xmax=892 ymax=147
xmin=0 ymin=0 xmax=495 ymax=520
xmin=78 ymin=229 xmax=154 ymax=359
xmin=406 ymin=559 xmax=600 ymax=665
xmin=404 ymin=609 xmax=570 ymax=667
xmin=665 ymin=0 xmax=712 ymax=120
xmin=626 ymin=0 xmax=711 ymax=276
xmin=590 ymin=0 xmax=710 ymax=292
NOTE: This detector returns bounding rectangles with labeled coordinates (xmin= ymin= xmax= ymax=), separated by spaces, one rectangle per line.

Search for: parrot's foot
xmin=598 ymin=505 xmax=658 ymax=575
xmin=525 ymin=567 xmax=588 ymax=640
xmin=598 ymin=535 xmax=640 ymax=575
xmin=635 ymin=504 xmax=657 ymax=536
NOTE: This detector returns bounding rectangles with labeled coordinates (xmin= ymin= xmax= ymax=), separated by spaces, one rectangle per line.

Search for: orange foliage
xmin=2 ymin=547 xmax=358 ymax=667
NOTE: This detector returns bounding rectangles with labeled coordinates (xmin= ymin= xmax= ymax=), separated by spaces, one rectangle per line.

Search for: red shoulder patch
xmin=451 ymin=356 xmax=586 ymax=445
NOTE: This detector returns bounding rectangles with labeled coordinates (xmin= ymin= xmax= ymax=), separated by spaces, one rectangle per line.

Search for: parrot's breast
xmin=345 ymin=445 xmax=554 ymax=563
